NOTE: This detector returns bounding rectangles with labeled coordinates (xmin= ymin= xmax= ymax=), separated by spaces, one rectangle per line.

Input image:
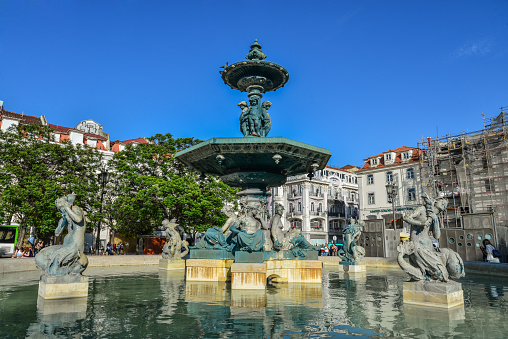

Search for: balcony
xmin=288 ymin=211 xmax=304 ymax=217
xmin=310 ymin=226 xmax=324 ymax=232
xmin=310 ymin=211 xmax=326 ymax=217
xmin=309 ymin=192 xmax=324 ymax=199
xmin=328 ymin=212 xmax=343 ymax=217
xmin=288 ymin=192 xmax=302 ymax=199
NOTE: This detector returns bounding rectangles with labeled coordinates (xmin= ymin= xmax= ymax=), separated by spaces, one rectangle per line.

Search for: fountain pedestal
xmin=403 ymin=281 xmax=464 ymax=308
xmin=265 ymin=260 xmax=322 ymax=283
xmin=38 ymin=275 xmax=89 ymax=300
xmin=186 ymin=259 xmax=234 ymax=282
xmin=231 ymin=263 xmax=267 ymax=290
xmin=159 ymin=258 xmax=186 ymax=270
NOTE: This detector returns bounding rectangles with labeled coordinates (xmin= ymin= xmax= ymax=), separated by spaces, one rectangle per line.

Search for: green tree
xmin=106 ymin=133 xmax=238 ymax=241
xmin=0 ymin=124 xmax=104 ymax=245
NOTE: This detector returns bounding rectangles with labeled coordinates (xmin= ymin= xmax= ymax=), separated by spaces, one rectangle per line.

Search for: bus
xmin=0 ymin=225 xmax=20 ymax=258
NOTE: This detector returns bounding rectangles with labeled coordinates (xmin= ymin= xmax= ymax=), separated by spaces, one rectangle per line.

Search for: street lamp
xmin=385 ymin=179 xmax=398 ymax=229
xmin=96 ymin=170 xmax=109 ymax=254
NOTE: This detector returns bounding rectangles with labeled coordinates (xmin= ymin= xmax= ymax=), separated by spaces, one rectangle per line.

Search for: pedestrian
xmin=481 ymin=239 xmax=500 ymax=263
xmin=324 ymin=245 xmax=329 ymax=256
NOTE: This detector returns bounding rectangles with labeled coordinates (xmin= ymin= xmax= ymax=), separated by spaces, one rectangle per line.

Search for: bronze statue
xmin=397 ymin=196 xmax=465 ymax=282
xmin=161 ymin=219 xmax=189 ymax=259
xmin=238 ymin=96 xmax=272 ymax=137
xmin=338 ymin=219 xmax=365 ymax=264
xmin=35 ymin=194 xmax=88 ymax=276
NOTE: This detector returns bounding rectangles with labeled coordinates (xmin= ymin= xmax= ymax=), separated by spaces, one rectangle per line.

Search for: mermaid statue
xmin=35 ymin=194 xmax=88 ymax=276
xmin=397 ymin=196 xmax=465 ymax=282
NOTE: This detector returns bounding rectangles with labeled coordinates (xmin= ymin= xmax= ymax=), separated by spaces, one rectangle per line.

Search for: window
xmin=289 ymin=203 xmax=294 ymax=213
xmin=298 ymin=185 xmax=302 ymax=195
xmin=407 ymin=188 xmax=416 ymax=201
xmin=371 ymin=158 xmax=378 ymax=166
xmin=407 ymin=168 xmax=414 ymax=179
xmin=298 ymin=202 xmax=302 ymax=212
xmin=310 ymin=219 xmax=323 ymax=228
xmin=403 ymin=152 xmax=411 ymax=160
xmin=367 ymin=174 xmax=374 ymax=185
xmin=368 ymin=193 xmax=375 ymax=205
xmin=386 ymin=171 xmax=393 ymax=182
xmin=290 ymin=220 xmax=302 ymax=228
xmin=318 ymin=203 xmax=322 ymax=212
xmin=311 ymin=202 xmax=315 ymax=211
xmin=386 ymin=153 xmax=392 ymax=160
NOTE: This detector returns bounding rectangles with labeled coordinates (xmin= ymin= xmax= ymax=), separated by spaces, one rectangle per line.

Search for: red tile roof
xmin=325 ymin=165 xmax=360 ymax=173
xmin=113 ymin=138 xmax=148 ymax=144
xmin=48 ymin=123 xmax=107 ymax=141
xmin=1 ymin=110 xmax=42 ymax=125
xmin=358 ymin=146 xmax=420 ymax=172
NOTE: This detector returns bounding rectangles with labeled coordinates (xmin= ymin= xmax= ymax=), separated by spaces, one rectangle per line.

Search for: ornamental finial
xmin=246 ymin=39 xmax=267 ymax=61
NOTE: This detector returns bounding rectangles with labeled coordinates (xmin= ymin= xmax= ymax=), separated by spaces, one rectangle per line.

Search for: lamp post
xmin=96 ymin=170 xmax=109 ymax=254
xmin=385 ymin=179 xmax=398 ymax=229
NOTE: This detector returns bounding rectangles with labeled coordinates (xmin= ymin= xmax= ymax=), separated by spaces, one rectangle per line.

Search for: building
xmin=356 ymin=146 xmax=422 ymax=257
xmin=357 ymin=146 xmax=423 ymax=223
xmin=271 ymin=165 xmax=360 ymax=246
xmin=418 ymin=108 xmax=508 ymax=261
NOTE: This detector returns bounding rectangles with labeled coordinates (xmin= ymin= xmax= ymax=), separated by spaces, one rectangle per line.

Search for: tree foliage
xmin=0 ymin=124 xmax=104 ymax=237
xmin=106 ymin=133 xmax=238 ymax=239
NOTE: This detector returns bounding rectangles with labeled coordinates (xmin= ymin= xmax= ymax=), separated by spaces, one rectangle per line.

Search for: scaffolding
xmin=419 ymin=108 xmax=508 ymax=231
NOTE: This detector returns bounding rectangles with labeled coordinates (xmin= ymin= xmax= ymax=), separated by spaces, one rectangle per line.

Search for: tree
xmin=0 ymin=124 xmax=104 ymax=245
xmin=106 ymin=133 xmax=238 ymax=240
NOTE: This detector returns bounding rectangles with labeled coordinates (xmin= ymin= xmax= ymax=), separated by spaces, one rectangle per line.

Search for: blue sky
xmin=1 ymin=1 xmax=507 ymax=167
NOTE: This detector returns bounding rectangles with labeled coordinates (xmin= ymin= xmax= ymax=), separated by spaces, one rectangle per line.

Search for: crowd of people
xmin=11 ymin=239 xmax=44 ymax=258
xmin=318 ymin=243 xmax=340 ymax=256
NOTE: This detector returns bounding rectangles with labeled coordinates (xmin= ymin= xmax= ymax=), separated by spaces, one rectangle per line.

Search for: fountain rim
xmin=174 ymin=136 xmax=332 ymax=159
xmin=221 ymin=60 xmax=289 ymax=92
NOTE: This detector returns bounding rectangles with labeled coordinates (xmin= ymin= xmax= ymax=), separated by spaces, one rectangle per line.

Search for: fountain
xmin=175 ymin=40 xmax=331 ymax=289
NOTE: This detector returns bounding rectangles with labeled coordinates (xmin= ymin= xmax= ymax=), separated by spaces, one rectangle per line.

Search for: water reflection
xmin=27 ymin=297 xmax=87 ymax=338
xmin=2 ymin=266 xmax=508 ymax=337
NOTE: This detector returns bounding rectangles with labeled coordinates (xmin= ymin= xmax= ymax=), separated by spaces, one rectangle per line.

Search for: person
xmin=22 ymin=246 xmax=33 ymax=257
xmin=106 ymin=243 xmax=112 ymax=255
xmin=324 ymin=245 xmax=329 ymax=256
xmin=35 ymin=239 xmax=44 ymax=255
xmin=11 ymin=247 xmax=23 ymax=258
xmin=481 ymin=239 xmax=500 ymax=263
xmin=331 ymin=244 xmax=338 ymax=256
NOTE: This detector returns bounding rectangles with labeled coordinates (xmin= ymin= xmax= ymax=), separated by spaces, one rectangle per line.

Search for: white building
xmin=271 ymin=165 xmax=360 ymax=246
xmin=357 ymin=146 xmax=422 ymax=226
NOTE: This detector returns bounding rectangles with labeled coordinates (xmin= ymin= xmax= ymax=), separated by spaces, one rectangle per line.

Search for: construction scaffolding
xmin=418 ymin=107 xmax=508 ymax=260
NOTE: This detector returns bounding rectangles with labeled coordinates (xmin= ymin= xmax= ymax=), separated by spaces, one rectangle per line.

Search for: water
xmin=1 ymin=266 xmax=508 ymax=338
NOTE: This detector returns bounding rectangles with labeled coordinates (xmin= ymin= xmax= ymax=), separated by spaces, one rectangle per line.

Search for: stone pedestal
xmin=159 ymin=258 xmax=186 ymax=270
xmin=403 ymin=281 xmax=464 ymax=308
xmin=37 ymin=296 xmax=88 ymax=319
xmin=190 ymin=248 xmax=234 ymax=260
xmin=186 ymin=259 xmax=234 ymax=282
xmin=231 ymin=263 xmax=266 ymax=290
xmin=38 ymin=275 xmax=89 ymax=300
xmin=338 ymin=263 xmax=366 ymax=273
xmin=265 ymin=260 xmax=322 ymax=283
xmin=234 ymin=251 xmax=265 ymax=263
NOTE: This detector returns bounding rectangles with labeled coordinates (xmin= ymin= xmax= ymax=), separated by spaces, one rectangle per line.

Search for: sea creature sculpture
xmin=161 ymin=219 xmax=189 ymax=259
xmin=397 ymin=196 xmax=465 ymax=282
xmin=338 ymin=219 xmax=365 ymax=264
xmin=35 ymin=194 xmax=88 ymax=276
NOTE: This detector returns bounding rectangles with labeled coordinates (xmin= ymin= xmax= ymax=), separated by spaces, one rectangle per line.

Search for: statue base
xmin=403 ymin=281 xmax=464 ymax=308
xmin=273 ymin=249 xmax=319 ymax=260
xmin=234 ymin=251 xmax=266 ymax=263
xmin=338 ymin=263 xmax=366 ymax=273
xmin=190 ymin=248 xmax=234 ymax=260
xmin=159 ymin=258 xmax=186 ymax=270
xmin=231 ymin=263 xmax=267 ymax=290
xmin=265 ymin=260 xmax=322 ymax=283
xmin=186 ymin=259 xmax=234 ymax=282
xmin=38 ymin=275 xmax=89 ymax=300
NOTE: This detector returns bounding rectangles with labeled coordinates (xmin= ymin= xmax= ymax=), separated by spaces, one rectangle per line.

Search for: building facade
xmin=271 ymin=165 xmax=360 ymax=246
xmin=357 ymin=146 xmax=423 ymax=225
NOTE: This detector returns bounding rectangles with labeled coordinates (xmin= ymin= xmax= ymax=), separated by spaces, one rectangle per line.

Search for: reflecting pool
xmin=2 ymin=266 xmax=508 ymax=338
